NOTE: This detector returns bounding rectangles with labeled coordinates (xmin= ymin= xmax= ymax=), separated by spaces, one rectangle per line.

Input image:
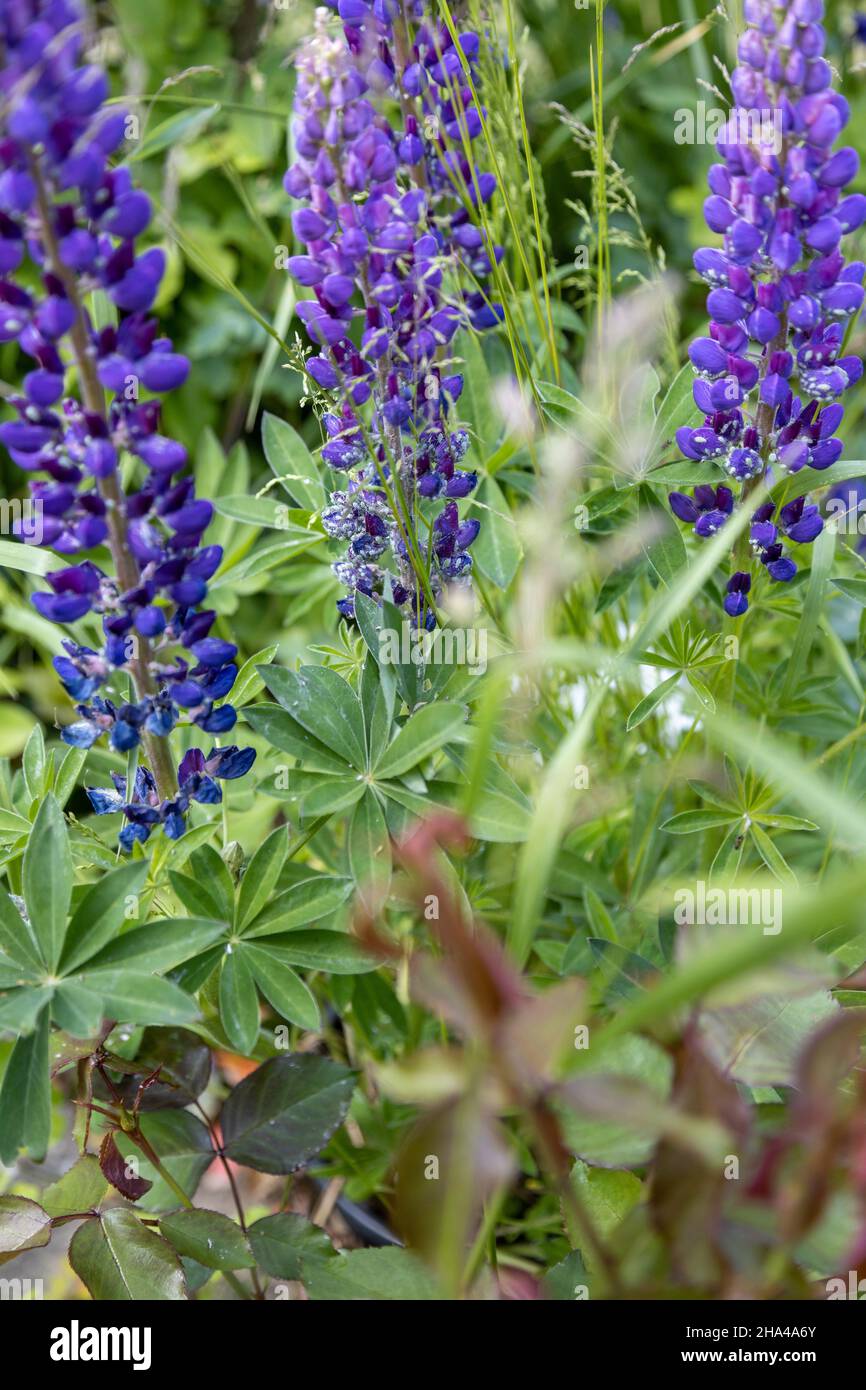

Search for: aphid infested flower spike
xmin=670 ymin=0 xmax=864 ymax=617
xmin=283 ymin=1 xmax=502 ymax=629
xmin=0 ymin=0 xmax=255 ymax=849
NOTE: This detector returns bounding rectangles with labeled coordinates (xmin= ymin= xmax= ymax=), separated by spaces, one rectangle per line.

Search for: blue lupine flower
xmin=0 ymin=0 xmax=254 ymax=840
xmin=669 ymin=0 xmax=864 ymax=617
xmin=283 ymin=7 xmax=500 ymax=626
xmin=87 ymin=746 xmax=255 ymax=853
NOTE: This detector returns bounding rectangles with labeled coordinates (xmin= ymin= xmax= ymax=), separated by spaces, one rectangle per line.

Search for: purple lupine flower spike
xmin=669 ymin=0 xmax=863 ymax=618
xmin=283 ymin=6 xmax=500 ymax=628
xmin=0 ymin=0 xmax=254 ymax=847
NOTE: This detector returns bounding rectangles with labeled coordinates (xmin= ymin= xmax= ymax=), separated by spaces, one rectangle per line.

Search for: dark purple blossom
xmin=86 ymin=747 xmax=252 ymax=851
xmin=0 ymin=0 xmax=254 ymax=844
xmin=283 ymin=7 xmax=500 ymax=627
xmin=669 ymin=0 xmax=863 ymax=618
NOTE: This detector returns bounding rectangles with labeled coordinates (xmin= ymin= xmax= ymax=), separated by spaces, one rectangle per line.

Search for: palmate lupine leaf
xmin=0 ymin=797 xmax=214 ymax=1162
xmin=165 ymin=835 xmax=364 ymax=1052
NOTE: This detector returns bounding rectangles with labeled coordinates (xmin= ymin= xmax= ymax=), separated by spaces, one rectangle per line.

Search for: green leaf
xmin=219 ymin=948 xmax=260 ymax=1055
xmin=158 ymin=822 xmax=220 ymax=875
xmin=188 ymin=844 xmax=236 ymax=921
xmin=246 ymin=945 xmax=320 ymax=1031
xmin=833 ymin=577 xmax=866 ymax=606
xmin=559 ymin=1035 xmax=673 ymax=1167
xmin=470 ymin=475 xmax=522 ymax=590
xmin=244 ymin=702 xmax=351 ymax=775
xmin=650 ymin=363 xmax=702 ymax=462
xmin=69 ymin=1208 xmax=187 ymax=1300
xmin=780 ymin=524 xmax=835 ymax=701
xmin=132 ymin=103 xmax=221 ymax=162
xmin=261 ymin=411 xmax=326 ymax=512
xmin=60 ymin=861 xmax=149 ymax=974
xmin=247 ymin=1212 xmax=336 ymax=1279
xmin=686 ymin=673 xmax=716 ymax=713
xmin=750 ymin=824 xmax=797 ymax=886
xmin=383 ymin=757 xmax=531 ymax=843
xmin=584 ymin=889 xmax=617 ymax=943
xmin=626 ymin=673 xmax=680 ymax=732
xmin=168 ymin=870 xmax=228 ymax=922
xmin=221 ymin=1054 xmax=355 ymax=1174
xmin=211 ymin=532 xmax=320 ymax=589
xmin=645 ymin=460 xmax=725 ymax=489
xmin=465 ymin=785 xmax=531 ymax=842
xmin=245 ymin=875 xmax=353 ymax=938
xmin=52 ymin=979 xmax=104 ymax=1038
xmin=236 ymin=826 xmax=288 ymax=930
xmin=84 ymin=917 xmax=226 ymax=974
xmin=0 ymin=537 xmax=57 ymax=576
xmin=702 ymin=992 xmax=838 ymax=1087
xmin=0 ymin=807 xmax=31 ymax=841
xmin=159 ymin=1209 xmax=255 ymax=1270
xmin=300 ymin=777 xmax=366 ymax=816
xmin=661 ymin=809 xmax=739 ymax=834
xmin=0 ymin=984 xmax=52 ymax=1032
xmin=752 ymin=814 xmax=818 ymax=832
xmin=54 ymin=745 xmax=88 ymax=810
xmin=536 ymin=380 xmax=617 ymax=455
xmin=304 ymin=1247 xmax=443 ymax=1301
xmin=259 ymin=930 xmax=377 ymax=975
xmin=0 ymin=888 xmax=42 ymax=971
xmin=260 ymin=665 xmax=366 ymax=770
xmin=71 ymin=969 xmax=199 ymax=1025
xmin=366 ymin=664 xmax=396 ymax=769
xmin=23 ymin=794 xmax=72 ymax=970
xmin=639 ymin=485 xmax=687 ymax=587
xmin=687 ymin=779 xmax=738 ymax=812
xmin=42 ymin=1154 xmax=108 ymax=1218
xmin=229 ymin=644 xmax=279 ymax=709
xmin=0 ymin=1195 xmax=51 ymax=1263
xmin=375 ymin=703 xmax=465 ymax=778
xmin=0 ymin=1006 xmax=51 ymax=1164
xmin=213 ymin=495 xmax=314 ymax=530
xmin=589 ymin=938 xmax=657 ymax=999
xmin=349 ymin=791 xmax=391 ymax=904
xmin=22 ymin=724 xmax=46 ymax=801
xmin=543 ymin=1249 xmax=590 ymax=1300
xmin=569 ymin=1161 xmax=642 ymax=1264
xmin=457 ymin=330 xmax=499 ymax=460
